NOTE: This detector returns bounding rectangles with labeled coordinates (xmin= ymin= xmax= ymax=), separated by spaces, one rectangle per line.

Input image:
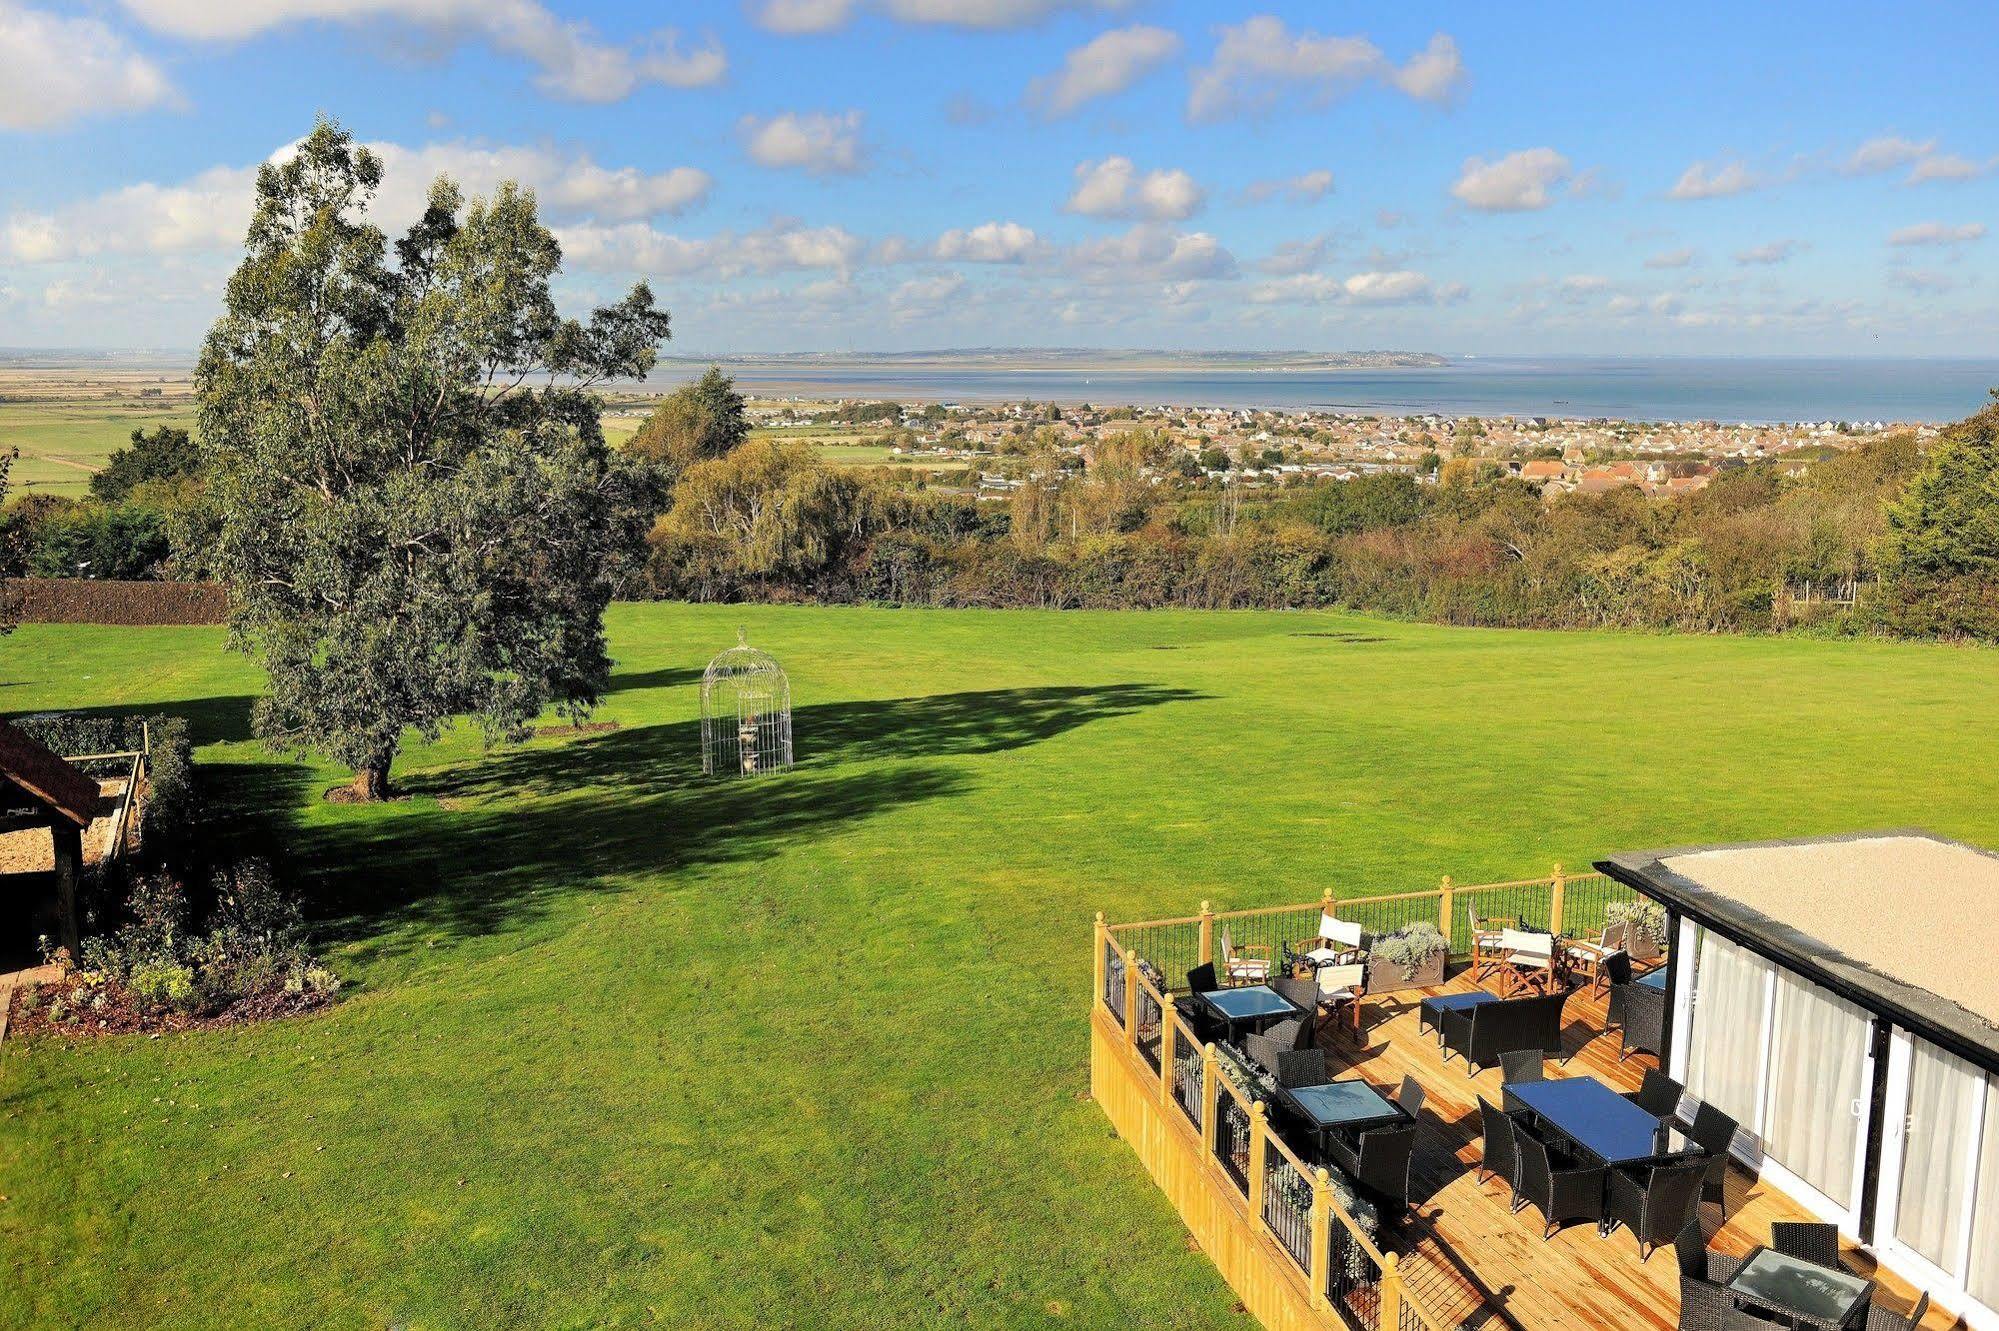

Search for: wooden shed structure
xmin=0 ymin=719 xmax=102 ymax=957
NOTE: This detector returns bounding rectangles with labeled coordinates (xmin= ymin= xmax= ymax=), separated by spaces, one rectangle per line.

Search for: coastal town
xmin=736 ymin=395 xmax=1938 ymax=501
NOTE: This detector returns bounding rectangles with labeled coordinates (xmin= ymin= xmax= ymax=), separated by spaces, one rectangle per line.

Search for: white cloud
xmin=1027 ymin=24 xmax=1179 ymax=116
xmin=741 ymin=110 xmax=865 ymax=175
xmin=750 ymin=0 xmax=857 ymax=34
xmin=1451 ymin=148 xmax=1571 ymax=212
xmin=1668 ymin=158 xmax=1762 ymax=200
xmin=560 ymin=218 xmax=867 ymax=278
xmin=1188 ymin=19 xmax=1463 ymax=121
xmin=880 ymin=0 xmax=1121 ymax=28
xmin=932 ymin=220 xmax=1041 ymax=263
xmin=1888 ymin=221 xmax=1986 ymax=247
xmin=117 ymin=0 xmax=724 ymax=101
xmin=890 ymin=271 xmax=965 ymax=314
xmin=1843 ymin=135 xmax=1935 ymax=176
xmin=1907 ymin=153 xmax=1994 ymax=184
xmin=1644 ymin=247 xmax=1694 ymax=269
xmin=1064 ymin=156 xmax=1205 ymax=221
xmin=0 ymin=1 xmax=178 ymax=131
xmin=1249 ymin=268 xmax=1441 ymax=306
xmin=0 ymin=140 xmax=713 ymax=262
xmin=1257 ymin=233 xmax=1334 ymax=276
xmin=1733 ymin=239 xmax=1799 ymax=265
xmin=1240 ymin=169 xmax=1334 ymax=205
xmin=1887 ymin=268 xmax=1962 ymax=294
xmin=1066 ymin=223 xmax=1237 ymax=283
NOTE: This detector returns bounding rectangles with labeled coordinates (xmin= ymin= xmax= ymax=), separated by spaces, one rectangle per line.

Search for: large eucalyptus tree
xmin=198 ymin=119 xmax=670 ymax=799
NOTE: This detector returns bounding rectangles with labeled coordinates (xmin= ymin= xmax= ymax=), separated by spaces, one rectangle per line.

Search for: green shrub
xmin=128 ymin=959 xmax=197 ymax=1012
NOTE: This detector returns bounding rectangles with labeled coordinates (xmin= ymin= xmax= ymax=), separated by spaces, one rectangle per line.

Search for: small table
xmin=1726 ymin=1246 xmax=1876 ymax=1329
xmin=1504 ymin=1076 xmax=1688 ymax=1166
xmin=1197 ymin=985 xmax=1305 ymax=1041
xmin=1637 ymin=969 xmax=1668 ymax=993
xmin=1419 ymin=990 xmax=1499 ymax=1039
xmin=1277 ymin=1078 xmax=1406 ymax=1161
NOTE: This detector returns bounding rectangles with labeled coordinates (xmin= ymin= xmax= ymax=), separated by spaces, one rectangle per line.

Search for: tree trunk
xmin=350 ymin=759 xmax=392 ymax=802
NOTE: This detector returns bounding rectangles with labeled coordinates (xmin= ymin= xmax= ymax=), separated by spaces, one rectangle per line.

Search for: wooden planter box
xmin=1365 ymin=949 xmax=1447 ymax=994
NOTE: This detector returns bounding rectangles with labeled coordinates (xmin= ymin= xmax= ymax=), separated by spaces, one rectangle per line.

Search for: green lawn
xmin=4 ymin=606 xmax=1999 ymax=1330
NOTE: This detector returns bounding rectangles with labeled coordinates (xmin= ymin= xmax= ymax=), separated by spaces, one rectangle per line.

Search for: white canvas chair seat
xmin=1217 ymin=927 xmax=1272 ymax=983
xmin=1500 ymin=928 xmax=1554 ymax=965
xmin=1315 ymin=963 xmax=1367 ymax=1001
xmin=1302 ymin=911 xmax=1367 ymax=968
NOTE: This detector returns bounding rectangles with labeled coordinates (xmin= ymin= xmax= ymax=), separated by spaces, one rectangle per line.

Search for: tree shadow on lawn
xmin=606 ymin=666 xmax=703 ymax=695
xmin=404 ymin=683 xmax=1206 ymax=804
xmin=174 ymin=682 xmax=1202 ymax=948
xmin=299 ymin=762 xmax=971 ymax=947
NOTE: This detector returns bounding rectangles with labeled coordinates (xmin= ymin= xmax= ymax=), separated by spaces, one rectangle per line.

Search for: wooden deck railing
xmin=1093 ymin=865 xmax=1645 ymax=1331
xmin=1106 ymin=865 xmax=1639 ymax=977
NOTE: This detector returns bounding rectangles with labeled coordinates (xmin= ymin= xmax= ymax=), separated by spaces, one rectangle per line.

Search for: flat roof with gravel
xmin=1600 ymin=832 xmax=1999 ymax=1068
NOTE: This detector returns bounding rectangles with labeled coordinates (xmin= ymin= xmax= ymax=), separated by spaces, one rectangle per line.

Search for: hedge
xmin=9 ymin=712 xmax=201 ymax=875
xmin=5 ymin=578 xmax=227 ymax=625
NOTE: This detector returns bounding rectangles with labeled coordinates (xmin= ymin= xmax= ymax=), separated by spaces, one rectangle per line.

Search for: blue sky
xmin=2 ymin=0 xmax=1997 ymax=355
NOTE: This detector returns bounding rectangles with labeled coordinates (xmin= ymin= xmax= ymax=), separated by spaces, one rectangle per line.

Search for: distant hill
xmin=660 ymin=348 xmax=1450 ymax=371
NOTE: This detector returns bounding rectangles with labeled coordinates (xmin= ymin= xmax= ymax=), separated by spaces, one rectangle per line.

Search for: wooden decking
xmin=1330 ymin=970 xmax=1963 ymax=1330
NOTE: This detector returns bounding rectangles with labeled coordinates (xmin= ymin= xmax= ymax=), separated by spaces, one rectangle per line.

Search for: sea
xmin=647 ymin=356 xmax=1999 ymax=425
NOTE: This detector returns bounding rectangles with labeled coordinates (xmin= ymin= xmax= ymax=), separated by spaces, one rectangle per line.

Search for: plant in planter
xmin=1604 ymin=900 xmax=1668 ymax=957
xmin=1367 ymin=922 xmax=1449 ymax=992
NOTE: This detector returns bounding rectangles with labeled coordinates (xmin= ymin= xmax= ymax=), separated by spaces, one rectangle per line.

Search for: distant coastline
xmin=7 ymin=349 xmax=1998 ymax=425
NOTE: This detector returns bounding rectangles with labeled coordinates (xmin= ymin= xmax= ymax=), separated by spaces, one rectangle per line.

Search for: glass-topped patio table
xmin=1725 ymin=1245 xmax=1876 ymax=1328
xmin=1636 ymin=969 xmax=1668 ymax=992
xmin=1502 ymin=1075 xmax=1694 ymax=1166
xmin=1276 ymin=1078 xmax=1408 ymax=1163
xmin=1195 ymin=984 xmax=1305 ymax=1041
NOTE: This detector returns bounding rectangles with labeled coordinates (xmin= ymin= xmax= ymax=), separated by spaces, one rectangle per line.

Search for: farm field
xmin=5 ymin=605 xmax=1999 ymax=1330
xmin=0 ymin=370 xmax=196 ymax=499
xmin=2 ymin=373 xmax=935 ymax=491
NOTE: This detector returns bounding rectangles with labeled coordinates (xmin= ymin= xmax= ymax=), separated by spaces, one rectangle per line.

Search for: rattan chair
xmin=1329 ymin=1122 xmax=1416 ymax=1209
xmin=1626 ymin=1067 xmax=1685 ymax=1120
xmin=1675 ymin=1220 xmax=1741 ymax=1285
xmin=1475 ymin=1097 xmax=1516 ymax=1188
xmin=1864 ymin=1292 xmax=1930 ymax=1331
xmin=1687 ymin=1102 xmax=1739 ymax=1209
xmin=1500 ymin=1048 xmax=1546 ymax=1084
xmin=1511 ymin=1125 xmax=1606 ymax=1240
xmin=1770 ymin=1221 xmax=1840 ymax=1269
xmin=1615 ymin=980 xmax=1667 ymax=1062
xmin=1606 ymin=1158 xmax=1707 ymax=1261
xmin=1186 ymin=963 xmax=1218 ymax=994
xmin=1395 ymin=1075 xmax=1426 ymax=1122
xmin=1243 ymin=1031 xmax=1287 ymax=1075
xmin=1270 ymin=976 xmax=1320 ymax=1018
xmin=1676 ymin=1273 xmax=1761 ymax=1331
xmin=1275 ymin=1049 xmax=1329 ymax=1089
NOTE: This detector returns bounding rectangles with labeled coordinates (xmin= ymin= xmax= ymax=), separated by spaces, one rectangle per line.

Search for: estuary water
xmin=651 ymin=356 xmax=1999 ymax=424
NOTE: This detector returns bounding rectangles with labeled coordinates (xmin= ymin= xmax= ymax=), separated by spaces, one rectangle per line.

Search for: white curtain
xmin=1685 ymin=929 xmax=1771 ymax=1133
xmin=1764 ymin=972 xmax=1869 ymax=1208
xmin=1895 ymin=1038 xmax=1982 ymax=1275
xmin=1969 ymin=1071 xmax=1999 ymax=1305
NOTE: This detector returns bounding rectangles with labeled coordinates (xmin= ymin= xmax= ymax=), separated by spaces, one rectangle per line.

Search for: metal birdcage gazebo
xmin=700 ymin=629 xmax=794 ymax=777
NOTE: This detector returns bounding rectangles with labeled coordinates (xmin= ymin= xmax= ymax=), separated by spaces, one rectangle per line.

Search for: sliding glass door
xmin=1876 ymin=1032 xmax=1999 ymax=1327
xmin=1679 ymin=925 xmax=1876 ymax=1230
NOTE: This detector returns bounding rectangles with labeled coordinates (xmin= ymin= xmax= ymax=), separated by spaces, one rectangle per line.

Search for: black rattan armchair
xmin=1275 ymin=1049 xmax=1329 ymax=1089
xmin=1243 ymin=1031 xmax=1287 ymax=1075
xmin=1511 ymin=1125 xmax=1606 ymax=1240
xmin=1394 ymin=1075 xmax=1426 ymax=1122
xmin=1686 ymin=1102 xmax=1739 ymax=1209
xmin=1864 ymin=1292 xmax=1930 ymax=1331
xmin=1676 ymin=1274 xmax=1757 ymax=1331
xmin=1329 ymin=1122 xmax=1416 ymax=1209
xmin=1626 ymin=1067 xmax=1685 ymax=1120
xmin=1615 ymin=980 xmax=1666 ymax=1062
xmin=1186 ymin=962 xmax=1218 ymax=994
xmin=1475 ymin=1097 xmax=1516 ymax=1188
xmin=1606 ymin=1158 xmax=1707 ymax=1261
xmin=1270 ymin=976 xmax=1320 ymax=1018
xmin=1674 ymin=1220 xmax=1741 ymax=1285
xmin=1770 ymin=1221 xmax=1840 ymax=1269
xmin=1500 ymin=1048 xmax=1546 ymax=1084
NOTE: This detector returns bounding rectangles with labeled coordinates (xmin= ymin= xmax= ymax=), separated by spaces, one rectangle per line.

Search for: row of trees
xmin=634 ymin=387 xmax=1999 ymax=642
